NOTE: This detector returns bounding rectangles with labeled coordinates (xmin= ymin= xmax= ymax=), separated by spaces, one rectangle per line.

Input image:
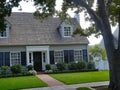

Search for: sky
xmin=12 ymin=0 xmax=103 ymax=45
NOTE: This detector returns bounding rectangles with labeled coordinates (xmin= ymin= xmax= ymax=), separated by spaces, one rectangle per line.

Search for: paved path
xmin=22 ymin=81 xmax=109 ymax=90
xmin=37 ymin=74 xmax=64 ymax=86
xmin=22 ymin=73 xmax=109 ymax=90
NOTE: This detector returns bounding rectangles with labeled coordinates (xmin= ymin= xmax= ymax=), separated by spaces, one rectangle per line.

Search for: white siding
xmin=0 ymin=46 xmax=26 ymax=52
xmin=50 ymin=45 xmax=87 ymax=51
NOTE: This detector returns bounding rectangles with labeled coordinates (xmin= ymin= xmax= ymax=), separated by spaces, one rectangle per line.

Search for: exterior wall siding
xmin=0 ymin=46 xmax=26 ymax=52
xmin=0 ymin=45 xmax=88 ymax=67
xmin=50 ymin=45 xmax=87 ymax=51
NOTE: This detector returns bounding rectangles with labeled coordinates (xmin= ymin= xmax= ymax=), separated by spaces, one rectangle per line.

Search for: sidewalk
xmin=22 ymin=73 xmax=109 ymax=90
xmin=22 ymin=81 xmax=109 ymax=90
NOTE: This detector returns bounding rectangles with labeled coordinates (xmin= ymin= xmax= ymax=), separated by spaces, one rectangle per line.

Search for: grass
xmin=76 ymin=87 xmax=91 ymax=90
xmin=50 ymin=70 xmax=109 ymax=84
xmin=0 ymin=76 xmax=48 ymax=90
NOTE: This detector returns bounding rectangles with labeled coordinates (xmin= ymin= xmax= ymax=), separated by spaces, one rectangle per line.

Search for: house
xmin=0 ymin=13 xmax=89 ymax=71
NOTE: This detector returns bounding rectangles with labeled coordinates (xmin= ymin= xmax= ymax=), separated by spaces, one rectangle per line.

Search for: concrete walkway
xmin=22 ymin=81 xmax=109 ymax=90
xmin=37 ymin=74 xmax=64 ymax=86
xmin=22 ymin=74 xmax=109 ymax=90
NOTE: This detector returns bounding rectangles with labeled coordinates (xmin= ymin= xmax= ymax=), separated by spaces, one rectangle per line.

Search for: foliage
xmin=45 ymin=64 xmax=51 ymax=71
xmin=10 ymin=64 xmax=22 ymax=74
xmin=27 ymin=65 xmax=33 ymax=71
xmin=68 ymin=62 xmax=78 ymax=70
xmin=89 ymin=44 xmax=107 ymax=61
xmin=0 ymin=66 xmax=9 ymax=76
xmin=0 ymin=76 xmax=48 ymax=90
xmin=27 ymin=70 xmax=37 ymax=75
xmin=87 ymin=62 xmax=95 ymax=70
xmin=77 ymin=61 xmax=87 ymax=70
xmin=50 ymin=71 xmax=109 ymax=84
xmin=56 ymin=62 xmax=66 ymax=71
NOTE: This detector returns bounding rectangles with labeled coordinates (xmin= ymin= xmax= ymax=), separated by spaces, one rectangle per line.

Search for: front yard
xmin=50 ymin=70 xmax=109 ymax=84
xmin=0 ymin=76 xmax=48 ymax=90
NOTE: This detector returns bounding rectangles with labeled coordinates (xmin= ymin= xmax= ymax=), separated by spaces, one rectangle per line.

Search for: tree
xmin=0 ymin=0 xmax=120 ymax=90
xmin=89 ymin=45 xmax=107 ymax=61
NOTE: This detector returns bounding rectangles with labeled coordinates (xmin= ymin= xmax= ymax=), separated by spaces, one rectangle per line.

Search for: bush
xmin=56 ymin=62 xmax=66 ymax=71
xmin=45 ymin=64 xmax=51 ymax=70
xmin=27 ymin=70 xmax=37 ymax=75
xmin=0 ymin=66 xmax=9 ymax=76
xmin=77 ymin=61 xmax=87 ymax=70
xmin=87 ymin=62 xmax=95 ymax=70
xmin=27 ymin=65 xmax=33 ymax=71
xmin=68 ymin=62 xmax=78 ymax=70
xmin=11 ymin=64 xmax=22 ymax=74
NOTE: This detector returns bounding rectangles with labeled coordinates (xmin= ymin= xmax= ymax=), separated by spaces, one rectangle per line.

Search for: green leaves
xmin=0 ymin=0 xmax=22 ymax=32
xmin=33 ymin=0 xmax=56 ymax=19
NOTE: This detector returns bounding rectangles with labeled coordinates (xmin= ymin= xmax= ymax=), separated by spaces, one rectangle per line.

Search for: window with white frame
xmin=10 ymin=52 xmax=21 ymax=66
xmin=54 ymin=51 xmax=64 ymax=64
xmin=0 ymin=21 xmax=10 ymax=38
xmin=74 ymin=50 xmax=83 ymax=62
xmin=64 ymin=27 xmax=72 ymax=37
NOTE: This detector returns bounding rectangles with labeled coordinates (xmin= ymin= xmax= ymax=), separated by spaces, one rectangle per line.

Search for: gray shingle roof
xmin=0 ymin=12 xmax=89 ymax=46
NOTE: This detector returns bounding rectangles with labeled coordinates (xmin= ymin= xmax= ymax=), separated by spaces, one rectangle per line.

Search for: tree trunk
xmin=71 ymin=0 xmax=120 ymax=89
xmin=108 ymin=50 xmax=120 ymax=90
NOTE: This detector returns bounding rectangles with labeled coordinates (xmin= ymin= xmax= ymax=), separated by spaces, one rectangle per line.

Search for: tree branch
xmin=106 ymin=0 xmax=113 ymax=14
xmin=69 ymin=0 xmax=103 ymax=32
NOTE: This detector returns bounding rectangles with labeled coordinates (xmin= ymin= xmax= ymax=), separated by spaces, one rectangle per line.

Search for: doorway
xmin=33 ymin=52 xmax=42 ymax=71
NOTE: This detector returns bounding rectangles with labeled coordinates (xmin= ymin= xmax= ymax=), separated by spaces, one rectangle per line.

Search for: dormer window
xmin=0 ymin=21 xmax=10 ymax=38
xmin=59 ymin=22 xmax=73 ymax=38
xmin=64 ymin=27 xmax=72 ymax=37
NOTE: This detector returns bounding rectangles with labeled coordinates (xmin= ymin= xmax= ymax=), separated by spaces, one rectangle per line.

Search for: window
xmin=10 ymin=52 xmax=21 ymax=66
xmin=64 ymin=27 xmax=72 ymax=37
xmin=74 ymin=50 xmax=83 ymax=62
xmin=0 ymin=21 xmax=10 ymax=38
xmin=54 ymin=51 xmax=64 ymax=64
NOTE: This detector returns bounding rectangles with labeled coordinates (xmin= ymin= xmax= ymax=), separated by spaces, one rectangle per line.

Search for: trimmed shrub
xmin=11 ymin=64 xmax=22 ymax=74
xmin=27 ymin=65 xmax=33 ymax=71
xmin=56 ymin=62 xmax=66 ymax=71
xmin=68 ymin=62 xmax=78 ymax=70
xmin=45 ymin=64 xmax=51 ymax=70
xmin=77 ymin=61 xmax=87 ymax=70
xmin=87 ymin=62 xmax=95 ymax=70
xmin=0 ymin=66 xmax=9 ymax=76
xmin=27 ymin=70 xmax=37 ymax=75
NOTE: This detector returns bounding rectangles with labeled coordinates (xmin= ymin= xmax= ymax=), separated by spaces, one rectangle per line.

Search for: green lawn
xmin=50 ymin=71 xmax=109 ymax=84
xmin=0 ymin=76 xmax=48 ymax=90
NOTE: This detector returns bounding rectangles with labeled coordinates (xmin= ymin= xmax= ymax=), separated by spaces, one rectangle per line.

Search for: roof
xmin=0 ymin=12 xmax=89 ymax=46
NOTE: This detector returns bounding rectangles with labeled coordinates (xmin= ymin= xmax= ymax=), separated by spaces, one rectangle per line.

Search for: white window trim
xmin=63 ymin=26 xmax=72 ymax=37
xmin=54 ymin=50 xmax=64 ymax=64
xmin=74 ymin=49 xmax=83 ymax=62
xmin=10 ymin=51 xmax=21 ymax=66
xmin=60 ymin=22 xmax=73 ymax=38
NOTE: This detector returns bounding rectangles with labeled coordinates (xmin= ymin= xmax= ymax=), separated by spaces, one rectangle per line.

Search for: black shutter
xmin=83 ymin=49 xmax=88 ymax=62
xmin=21 ymin=52 xmax=26 ymax=66
xmin=64 ymin=50 xmax=69 ymax=63
xmin=0 ymin=52 xmax=3 ymax=66
xmin=69 ymin=50 xmax=74 ymax=62
xmin=50 ymin=51 xmax=54 ymax=64
xmin=5 ymin=52 xmax=10 ymax=66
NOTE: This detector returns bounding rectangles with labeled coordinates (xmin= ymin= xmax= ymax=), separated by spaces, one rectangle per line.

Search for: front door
xmin=33 ymin=52 xmax=42 ymax=71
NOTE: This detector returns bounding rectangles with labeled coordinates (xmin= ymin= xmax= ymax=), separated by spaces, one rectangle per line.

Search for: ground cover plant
xmin=50 ymin=70 xmax=109 ymax=84
xmin=0 ymin=76 xmax=48 ymax=90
